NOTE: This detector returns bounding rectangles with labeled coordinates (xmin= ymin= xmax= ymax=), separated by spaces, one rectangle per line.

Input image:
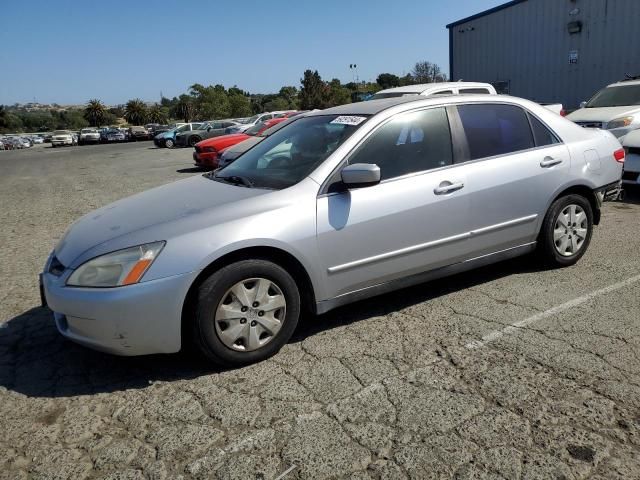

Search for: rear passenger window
xmin=457 ymin=104 xmax=534 ymax=160
xmin=528 ymin=113 xmax=560 ymax=147
xmin=459 ymin=88 xmax=490 ymax=94
xmin=349 ymin=108 xmax=453 ymax=180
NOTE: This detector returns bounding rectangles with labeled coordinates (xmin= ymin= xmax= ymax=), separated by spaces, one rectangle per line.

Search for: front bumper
xmin=42 ymin=268 xmax=199 ymax=356
xmin=193 ymin=150 xmax=219 ymax=167
xmin=52 ymin=139 xmax=73 ymax=145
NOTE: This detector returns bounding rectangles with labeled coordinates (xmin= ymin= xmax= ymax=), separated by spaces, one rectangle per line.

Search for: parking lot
xmin=1 ymin=142 xmax=639 ymax=479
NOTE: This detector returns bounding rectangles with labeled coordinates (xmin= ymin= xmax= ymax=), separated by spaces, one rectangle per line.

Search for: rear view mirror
xmin=341 ymin=163 xmax=381 ymax=188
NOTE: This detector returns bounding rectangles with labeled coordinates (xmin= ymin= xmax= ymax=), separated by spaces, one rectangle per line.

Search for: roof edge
xmin=446 ymin=0 xmax=528 ymax=28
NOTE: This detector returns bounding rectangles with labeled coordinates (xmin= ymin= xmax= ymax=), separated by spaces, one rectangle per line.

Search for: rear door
xmin=316 ymin=107 xmax=474 ymax=300
xmin=452 ymin=103 xmax=570 ymax=257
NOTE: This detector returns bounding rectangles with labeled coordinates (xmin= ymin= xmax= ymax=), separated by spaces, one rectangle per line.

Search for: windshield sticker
xmin=330 ymin=116 xmax=367 ymax=126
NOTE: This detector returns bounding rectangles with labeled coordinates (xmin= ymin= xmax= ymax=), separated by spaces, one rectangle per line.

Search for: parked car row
xmin=0 ymin=133 xmax=48 ymax=150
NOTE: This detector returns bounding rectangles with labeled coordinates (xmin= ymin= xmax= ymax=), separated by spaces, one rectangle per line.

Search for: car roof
xmin=376 ymin=82 xmax=493 ymax=95
xmin=306 ymin=97 xmax=423 ymax=116
xmin=307 ymin=94 xmax=545 ymax=118
xmin=607 ymin=79 xmax=640 ymax=88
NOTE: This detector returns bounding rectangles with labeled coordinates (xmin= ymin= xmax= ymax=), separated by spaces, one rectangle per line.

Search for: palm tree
xmin=124 ymin=99 xmax=148 ymax=126
xmin=148 ymin=104 xmax=167 ymax=124
xmin=83 ymin=99 xmax=106 ymax=127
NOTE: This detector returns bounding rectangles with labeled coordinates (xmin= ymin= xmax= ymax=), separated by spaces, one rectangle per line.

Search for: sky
xmin=0 ymin=0 xmax=506 ymax=106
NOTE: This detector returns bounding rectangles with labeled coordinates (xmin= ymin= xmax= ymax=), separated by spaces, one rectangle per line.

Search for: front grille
xmin=48 ymin=255 xmax=65 ymax=276
xmin=575 ymin=121 xmax=604 ymax=129
xmin=622 ymin=171 xmax=639 ymax=182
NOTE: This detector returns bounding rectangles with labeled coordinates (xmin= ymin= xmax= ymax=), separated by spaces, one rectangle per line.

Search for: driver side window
xmin=348 ymin=107 xmax=453 ymax=181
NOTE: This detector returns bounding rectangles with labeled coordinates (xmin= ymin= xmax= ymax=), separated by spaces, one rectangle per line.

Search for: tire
xmin=189 ymin=136 xmax=201 ymax=147
xmin=165 ymin=138 xmax=174 ymax=148
xmin=537 ymin=194 xmax=593 ymax=267
xmin=192 ymin=259 xmax=301 ymax=366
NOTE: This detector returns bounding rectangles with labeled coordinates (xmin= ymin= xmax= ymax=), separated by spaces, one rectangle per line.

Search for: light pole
xmin=350 ymin=64 xmax=360 ymax=99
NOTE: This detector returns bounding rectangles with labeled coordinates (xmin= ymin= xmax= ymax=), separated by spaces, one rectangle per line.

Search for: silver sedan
xmin=42 ymin=95 xmax=624 ymax=365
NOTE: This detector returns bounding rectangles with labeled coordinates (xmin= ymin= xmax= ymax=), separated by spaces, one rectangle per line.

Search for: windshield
xmin=81 ymin=129 xmax=95 ymax=133
xmin=586 ymin=84 xmax=640 ymax=108
xmin=244 ymin=114 xmax=260 ymax=124
xmin=53 ymin=130 xmax=69 ymax=135
xmin=245 ymin=121 xmax=266 ymax=136
xmin=371 ymin=92 xmax=419 ymax=100
xmin=213 ymin=115 xmax=368 ymax=190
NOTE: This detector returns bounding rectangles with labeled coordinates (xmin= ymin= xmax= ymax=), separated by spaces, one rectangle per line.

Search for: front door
xmin=316 ymin=107 xmax=474 ymax=301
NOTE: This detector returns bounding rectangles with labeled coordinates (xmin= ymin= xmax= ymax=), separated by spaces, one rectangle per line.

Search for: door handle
xmin=434 ymin=182 xmax=464 ymax=195
xmin=540 ymin=156 xmax=563 ymax=168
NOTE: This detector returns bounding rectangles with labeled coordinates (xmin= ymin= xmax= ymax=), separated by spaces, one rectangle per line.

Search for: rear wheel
xmin=537 ymin=194 xmax=593 ymax=267
xmin=189 ymin=136 xmax=201 ymax=147
xmin=192 ymin=259 xmax=300 ymax=366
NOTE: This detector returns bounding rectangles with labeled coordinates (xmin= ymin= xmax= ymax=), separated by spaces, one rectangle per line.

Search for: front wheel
xmin=537 ymin=194 xmax=593 ymax=267
xmin=192 ymin=259 xmax=301 ymax=366
xmin=165 ymin=138 xmax=174 ymax=148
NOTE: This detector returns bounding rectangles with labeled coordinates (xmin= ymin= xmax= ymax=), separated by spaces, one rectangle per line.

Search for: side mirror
xmin=341 ymin=163 xmax=381 ymax=188
xmin=207 ymin=127 xmax=212 ymax=132
xmin=579 ymin=101 xmax=587 ymax=109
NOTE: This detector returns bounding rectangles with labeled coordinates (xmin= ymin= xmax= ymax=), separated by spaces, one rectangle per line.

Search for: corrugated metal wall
xmin=449 ymin=0 xmax=640 ymax=108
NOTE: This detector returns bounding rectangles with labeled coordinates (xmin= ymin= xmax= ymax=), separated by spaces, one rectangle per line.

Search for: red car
xmin=193 ymin=117 xmax=288 ymax=168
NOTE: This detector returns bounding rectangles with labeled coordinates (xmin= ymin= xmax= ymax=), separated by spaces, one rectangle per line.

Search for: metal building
xmin=447 ymin=0 xmax=640 ymax=109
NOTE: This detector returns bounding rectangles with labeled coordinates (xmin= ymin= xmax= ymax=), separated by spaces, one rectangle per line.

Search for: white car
xmin=226 ymin=112 xmax=292 ymax=134
xmin=51 ymin=130 xmax=77 ymax=147
xmin=622 ymin=129 xmax=640 ymax=187
xmin=79 ymin=128 xmax=101 ymax=145
xmin=371 ymin=82 xmax=498 ymax=100
xmin=567 ymin=78 xmax=640 ymax=139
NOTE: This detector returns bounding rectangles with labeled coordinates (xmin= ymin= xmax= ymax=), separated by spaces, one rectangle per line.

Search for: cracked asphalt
xmin=1 ymin=142 xmax=639 ymax=479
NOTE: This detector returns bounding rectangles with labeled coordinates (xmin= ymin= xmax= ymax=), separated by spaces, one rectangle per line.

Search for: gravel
xmin=1 ymin=142 xmax=639 ymax=479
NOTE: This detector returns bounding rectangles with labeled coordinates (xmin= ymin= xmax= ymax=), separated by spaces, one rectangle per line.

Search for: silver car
xmin=42 ymin=95 xmax=624 ymax=366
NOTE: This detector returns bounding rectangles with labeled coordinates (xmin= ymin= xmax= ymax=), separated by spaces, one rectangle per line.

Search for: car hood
xmin=622 ymin=128 xmax=640 ymax=147
xmin=225 ymin=136 xmax=263 ymax=154
xmin=55 ymin=174 xmax=268 ymax=267
xmin=197 ymin=133 xmax=249 ymax=149
xmin=567 ymin=106 xmax=640 ymax=123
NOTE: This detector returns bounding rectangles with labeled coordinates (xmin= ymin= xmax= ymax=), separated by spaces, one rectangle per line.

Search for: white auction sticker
xmin=330 ymin=116 xmax=367 ymax=126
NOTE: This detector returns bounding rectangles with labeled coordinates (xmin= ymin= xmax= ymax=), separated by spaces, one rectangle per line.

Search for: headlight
xmin=67 ymin=241 xmax=165 ymax=287
xmin=203 ymin=147 xmax=217 ymax=153
xmin=607 ymin=116 xmax=635 ymax=130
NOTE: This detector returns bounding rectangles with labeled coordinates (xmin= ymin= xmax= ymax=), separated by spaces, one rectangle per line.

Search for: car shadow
xmin=621 ymin=185 xmax=640 ymax=205
xmin=0 ymin=255 xmax=543 ymax=398
xmin=177 ymin=167 xmax=208 ymax=174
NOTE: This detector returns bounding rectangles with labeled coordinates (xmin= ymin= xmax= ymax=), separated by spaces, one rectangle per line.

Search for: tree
xmin=172 ymin=94 xmax=195 ymax=122
xmin=327 ymin=79 xmax=351 ymax=107
xmin=376 ymin=73 xmax=401 ymax=89
xmin=124 ymin=99 xmax=148 ymax=125
xmin=148 ymin=104 xmax=168 ymax=124
xmin=83 ymin=99 xmax=107 ymax=127
xmin=299 ymin=70 xmax=330 ymax=110
xmin=228 ymin=93 xmax=253 ymax=118
xmin=278 ymin=86 xmax=299 ymax=109
xmin=411 ymin=61 xmax=447 ymax=83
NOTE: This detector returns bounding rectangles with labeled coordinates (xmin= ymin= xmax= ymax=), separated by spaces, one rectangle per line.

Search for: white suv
xmin=567 ymin=79 xmax=640 ymax=140
xmin=371 ymin=82 xmax=497 ymax=100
